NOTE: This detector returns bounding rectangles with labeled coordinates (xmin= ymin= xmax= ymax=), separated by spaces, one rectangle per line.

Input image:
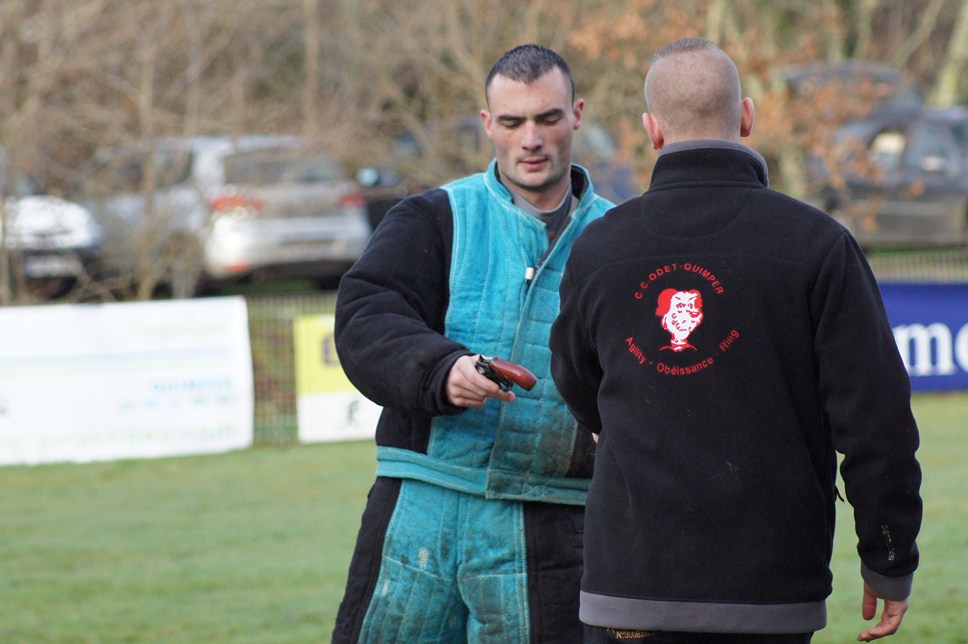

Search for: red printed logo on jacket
xmin=627 ymin=261 xmax=740 ymax=377
xmin=656 ymin=288 xmax=703 ymax=352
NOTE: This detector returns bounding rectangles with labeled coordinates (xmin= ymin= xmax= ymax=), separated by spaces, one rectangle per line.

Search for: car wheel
xmin=26 ymin=276 xmax=76 ymax=300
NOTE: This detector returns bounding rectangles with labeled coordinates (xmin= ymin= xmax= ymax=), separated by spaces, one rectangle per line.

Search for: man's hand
xmin=857 ymin=582 xmax=909 ymax=641
xmin=446 ymin=355 xmax=516 ymax=408
xmin=475 ymin=355 xmax=537 ymax=391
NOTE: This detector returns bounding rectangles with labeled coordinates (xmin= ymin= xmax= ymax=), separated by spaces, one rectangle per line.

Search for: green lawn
xmin=1 ymin=393 xmax=965 ymax=643
xmin=0 ymin=441 xmax=376 ymax=643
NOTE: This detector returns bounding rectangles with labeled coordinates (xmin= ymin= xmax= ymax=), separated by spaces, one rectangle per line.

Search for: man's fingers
xmin=857 ymin=592 xmax=908 ymax=642
xmin=446 ymin=355 xmax=515 ymax=406
xmin=861 ymin=589 xmax=877 ymax=620
xmin=448 ymin=380 xmax=498 ymax=407
xmin=857 ymin=615 xmax=901 ymax=641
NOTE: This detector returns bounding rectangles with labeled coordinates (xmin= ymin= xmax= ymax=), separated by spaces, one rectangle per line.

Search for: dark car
xmin=782 ymin=60 xmax=923 ymax=116
xmin=358 ymin=117 xmax=638 ymax=229
xmin=810 ymin=106 xmax=968 ymax=248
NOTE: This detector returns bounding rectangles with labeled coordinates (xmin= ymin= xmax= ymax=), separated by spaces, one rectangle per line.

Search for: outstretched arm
xmin=857 ymin=582 xmax=909 ymax=641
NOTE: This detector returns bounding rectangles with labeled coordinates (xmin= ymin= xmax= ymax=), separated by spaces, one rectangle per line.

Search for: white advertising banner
xmin=0 ymin=297 xmax=254 ymax=466
xmin=293 ymin=314 xmax=380 ymax=443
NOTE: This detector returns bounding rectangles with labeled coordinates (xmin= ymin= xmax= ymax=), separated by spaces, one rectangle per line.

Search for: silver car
xmin=80 ymin=135 xmax=371 ymax=296
xmin=1 ymin=162 xmax=103 ymax=299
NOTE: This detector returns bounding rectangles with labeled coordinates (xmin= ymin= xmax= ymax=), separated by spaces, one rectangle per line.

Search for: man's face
xmin=482 ymin=67 xmax=583 ymax=210
xmin=665 ymin=292 xmax=702 ymax=337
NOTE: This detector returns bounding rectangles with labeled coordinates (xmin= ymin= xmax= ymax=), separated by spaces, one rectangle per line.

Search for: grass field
xmin=1 ymin=392 xmax=965 ymax=643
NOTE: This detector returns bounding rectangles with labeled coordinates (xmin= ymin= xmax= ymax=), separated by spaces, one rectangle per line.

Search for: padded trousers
xmin=331 ymin=477 xmax=586 ymax=643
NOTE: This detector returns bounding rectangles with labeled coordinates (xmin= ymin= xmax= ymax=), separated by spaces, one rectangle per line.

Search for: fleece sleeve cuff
xmin=860 ymin=562 xmax=914 ymax=600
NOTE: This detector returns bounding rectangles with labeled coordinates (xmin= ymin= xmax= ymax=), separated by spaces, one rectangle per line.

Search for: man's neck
xmin=498 ymin=171 xmax=571 ymax=212
xmin=509 ymin=184 xmax=570 ymax=216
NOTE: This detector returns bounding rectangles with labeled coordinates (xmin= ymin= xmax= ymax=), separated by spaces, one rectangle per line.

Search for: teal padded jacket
xmin=335 ymin=160 xmax=614 ymax=505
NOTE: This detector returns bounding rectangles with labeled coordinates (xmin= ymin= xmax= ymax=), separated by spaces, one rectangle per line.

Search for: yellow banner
xmin=293 ymin=314 xmax=380 ymax=442
xmin=293 ymin=314 xmax=354 ymax=395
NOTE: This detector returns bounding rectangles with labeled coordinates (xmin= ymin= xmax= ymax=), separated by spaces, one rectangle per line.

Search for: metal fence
xmin=865 ymin=248 xmax=968 ymax=282
xmin=245 ymin=249 xmax=968 ymax=444
xmin=246 ymin=291 xmax=336 ymax=445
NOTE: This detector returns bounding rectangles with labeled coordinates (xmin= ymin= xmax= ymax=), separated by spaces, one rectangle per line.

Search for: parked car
xmin=358 ymin=117 xmax=639 ymax=229
xmin=1 ymin=155 xmax=103 ymax=299
xmin=782 ymin=60 xmax=923 ymax=116
xmin=77 ymin=135 xmax=370 ymax=297
xmin=809 ymin=106 xmax=968 ymax=248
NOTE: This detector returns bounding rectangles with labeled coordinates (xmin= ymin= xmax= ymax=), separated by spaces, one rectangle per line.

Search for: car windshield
xmin=87 ymin=148 xmax=193 ymax=194
xmin=223 ymin=148 xmax=344 ymax=185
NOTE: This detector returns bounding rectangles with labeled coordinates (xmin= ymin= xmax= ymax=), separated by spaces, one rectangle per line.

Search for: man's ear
xmin=572 ymin=97 xmax=585 ymax=130
xmin=740 ymin=97 xmax=755 ymax=138
xmin=643 ymin=112 xmax=664 ymax=150
xmin=481 ymin=108 xmax=495 ymax=140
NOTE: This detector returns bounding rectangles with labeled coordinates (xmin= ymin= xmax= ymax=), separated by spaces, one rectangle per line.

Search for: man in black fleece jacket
xmin=550 ymin=38 xmax=922 ymax=644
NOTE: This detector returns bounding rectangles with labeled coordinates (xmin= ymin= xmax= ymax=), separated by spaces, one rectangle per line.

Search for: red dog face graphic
xmin=655 ymin=288 xmax=703 ymax=352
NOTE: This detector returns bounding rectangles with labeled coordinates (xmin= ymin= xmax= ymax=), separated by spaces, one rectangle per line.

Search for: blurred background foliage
xmin=8 ymin=0 xmax=963 ymax=461
xmin=2 ymin=0 xmax=968 ymax=216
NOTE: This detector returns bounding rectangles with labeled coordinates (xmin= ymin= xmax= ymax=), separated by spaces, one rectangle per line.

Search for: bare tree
xmin=303 ymin=0 xmax=321 ymax=140
xmin=1 ymin=0 xmax=967 ymax=304
xmin=929 ymin=0 xmax=968 ymax=106
xmin=0 ymin=0 xmax=117 ymax=304
xmin=564 ymin=0 xmax=968 ymax=197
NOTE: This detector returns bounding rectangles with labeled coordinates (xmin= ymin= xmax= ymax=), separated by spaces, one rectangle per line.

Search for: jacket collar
xmin=653 ymin=140 xmax=769 ymax=188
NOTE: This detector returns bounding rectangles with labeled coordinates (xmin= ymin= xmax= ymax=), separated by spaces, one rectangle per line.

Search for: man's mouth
xmin=520 ymin=157 xmax=548 ymax=171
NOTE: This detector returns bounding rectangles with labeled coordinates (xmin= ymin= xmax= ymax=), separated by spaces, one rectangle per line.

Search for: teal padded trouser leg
xmin=331 ymin=477 xmax=585 ymax=643
xmin=358 ymin=479 xmax=530 ymax=643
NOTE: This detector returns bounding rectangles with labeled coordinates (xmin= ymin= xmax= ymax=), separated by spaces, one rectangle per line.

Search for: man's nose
xmin=521 ymin=122 xmax=542 ymax=149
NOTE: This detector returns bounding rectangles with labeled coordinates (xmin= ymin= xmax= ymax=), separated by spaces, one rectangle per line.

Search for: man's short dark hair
xmin=651 ymin=37 xmax=717 ymax=63
xmin=485 ymin=44 xmax=575 ymax=102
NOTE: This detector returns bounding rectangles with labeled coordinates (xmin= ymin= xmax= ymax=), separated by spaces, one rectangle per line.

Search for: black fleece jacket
xmin=550 ymin=143 xmax=922 ymax=633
